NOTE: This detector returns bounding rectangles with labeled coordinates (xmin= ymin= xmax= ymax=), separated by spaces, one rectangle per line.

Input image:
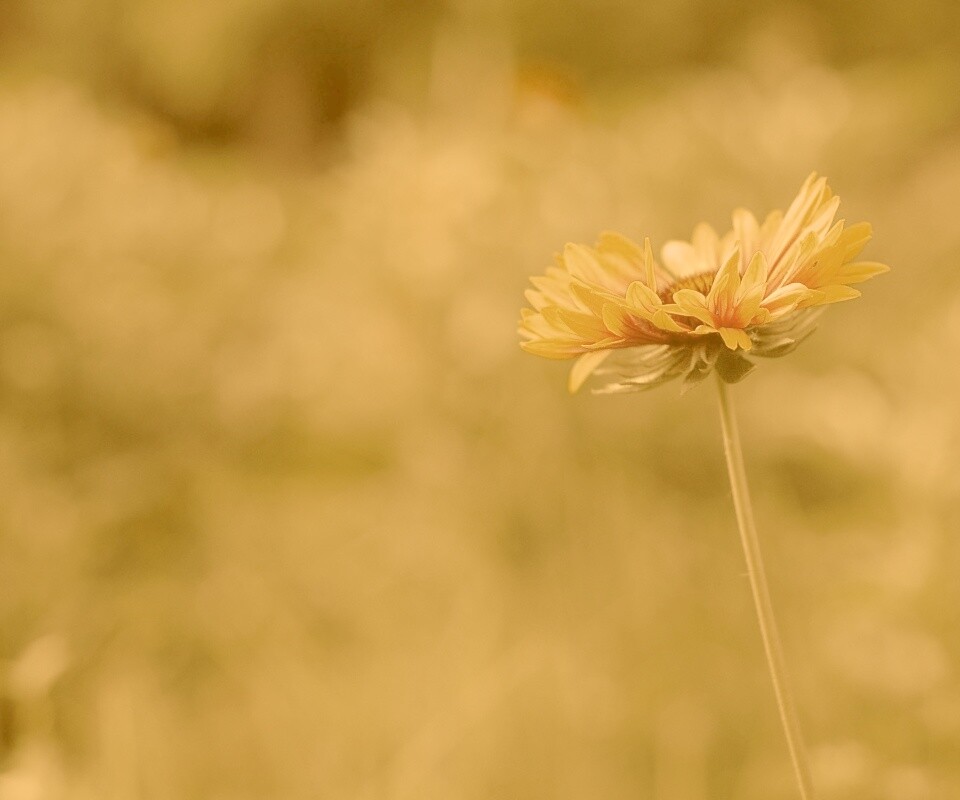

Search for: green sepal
xmin=716 ymin=350 xmax=756 ymax=384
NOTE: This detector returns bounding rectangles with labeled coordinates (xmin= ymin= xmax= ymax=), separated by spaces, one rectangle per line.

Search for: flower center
xmin=657 ymin=269 xmax=716 ymax=302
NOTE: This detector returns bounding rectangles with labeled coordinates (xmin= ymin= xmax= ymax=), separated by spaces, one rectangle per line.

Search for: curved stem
xmin=715 ymin=374 xmax=816 ymax=800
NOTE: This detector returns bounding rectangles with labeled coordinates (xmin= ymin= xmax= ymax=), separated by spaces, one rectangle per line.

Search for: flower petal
xmin=568 ymin=350 xmax=611 ymax=393
xmin=707 ymin=247 xmax=741 ymax=311
xmin=670 ymin=289 xmax=715 ymax=326
xmin=835 ymin=260 xmax=890 ymax=285
xmin=717 ymin=327 xmax=752 ymax=350
xmin=732 ymin=208 xmax=760 ymax=262
xmin=818 ymin=285 xmax=862 ymax=304
xmin=661 ymin=240 xmax=699 ymax=278
xmin=562 ymin=243 xmax=607 ymax=284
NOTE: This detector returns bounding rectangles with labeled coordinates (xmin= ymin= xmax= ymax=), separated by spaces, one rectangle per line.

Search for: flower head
xmin=519 ymin=173 xmax=889 ymax=393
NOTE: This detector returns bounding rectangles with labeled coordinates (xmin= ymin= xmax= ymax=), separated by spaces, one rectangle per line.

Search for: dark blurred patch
xmin=229 ymin=419 xmax=394 ymax=479
xmin=761 ymin=445 xmax=895 ymax=524
xmin=3 ymin=0 xmax=443 ymax=151
xmin=0 ymin=0 xmax=23 ymax=44
xmin=154 ymin=630 xmax=222 ymax=701
xmin=514 ymin=62 xmax=584 ymax=110
xmin=102 ymin=11 xmax=364 ymax=148
xmin=514 ymin=0 xmax=960 ymax=90
xmin=497 ymin=507 xmax=549 ymax=572
xmin=87 ymin=474 xmax=201 ymax=580
xmin=0 ymin=693 xmax=13 ymax=765
xmin=708 ymin=726 xmax=752 ymax=798
xmin=107 ymin=6 xmax=381 ymax=149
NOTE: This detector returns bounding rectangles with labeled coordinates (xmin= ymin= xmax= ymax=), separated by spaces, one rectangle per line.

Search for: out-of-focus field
xmin=1 ymin=1 xmax=959 ymax=798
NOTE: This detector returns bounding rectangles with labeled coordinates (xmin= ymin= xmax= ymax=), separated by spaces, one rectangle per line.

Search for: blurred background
xmin=1 ymin=0 xmax=959 ymax=798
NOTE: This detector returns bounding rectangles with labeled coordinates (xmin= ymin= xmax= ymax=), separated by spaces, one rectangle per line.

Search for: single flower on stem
xmin=519 ymin=172 xmax=888 ymax=393
xmin=518 ymin=173 xmax=889 ymax=800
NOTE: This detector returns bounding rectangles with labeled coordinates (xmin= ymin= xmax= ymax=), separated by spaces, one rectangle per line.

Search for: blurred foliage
xmin=1 ymin=1 xmax=959 ymax=798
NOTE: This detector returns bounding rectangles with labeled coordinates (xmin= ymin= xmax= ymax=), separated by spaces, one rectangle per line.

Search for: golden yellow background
xmin=0 ymin=1 xmax=958 ymax=798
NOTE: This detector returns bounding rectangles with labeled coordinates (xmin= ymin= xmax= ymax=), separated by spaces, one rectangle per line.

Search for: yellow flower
xmin=519 ymin=173 xmax=889 ymax=393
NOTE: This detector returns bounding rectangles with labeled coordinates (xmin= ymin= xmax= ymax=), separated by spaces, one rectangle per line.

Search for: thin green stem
xmin=715 ymin=374 xmax=816 ymax=800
